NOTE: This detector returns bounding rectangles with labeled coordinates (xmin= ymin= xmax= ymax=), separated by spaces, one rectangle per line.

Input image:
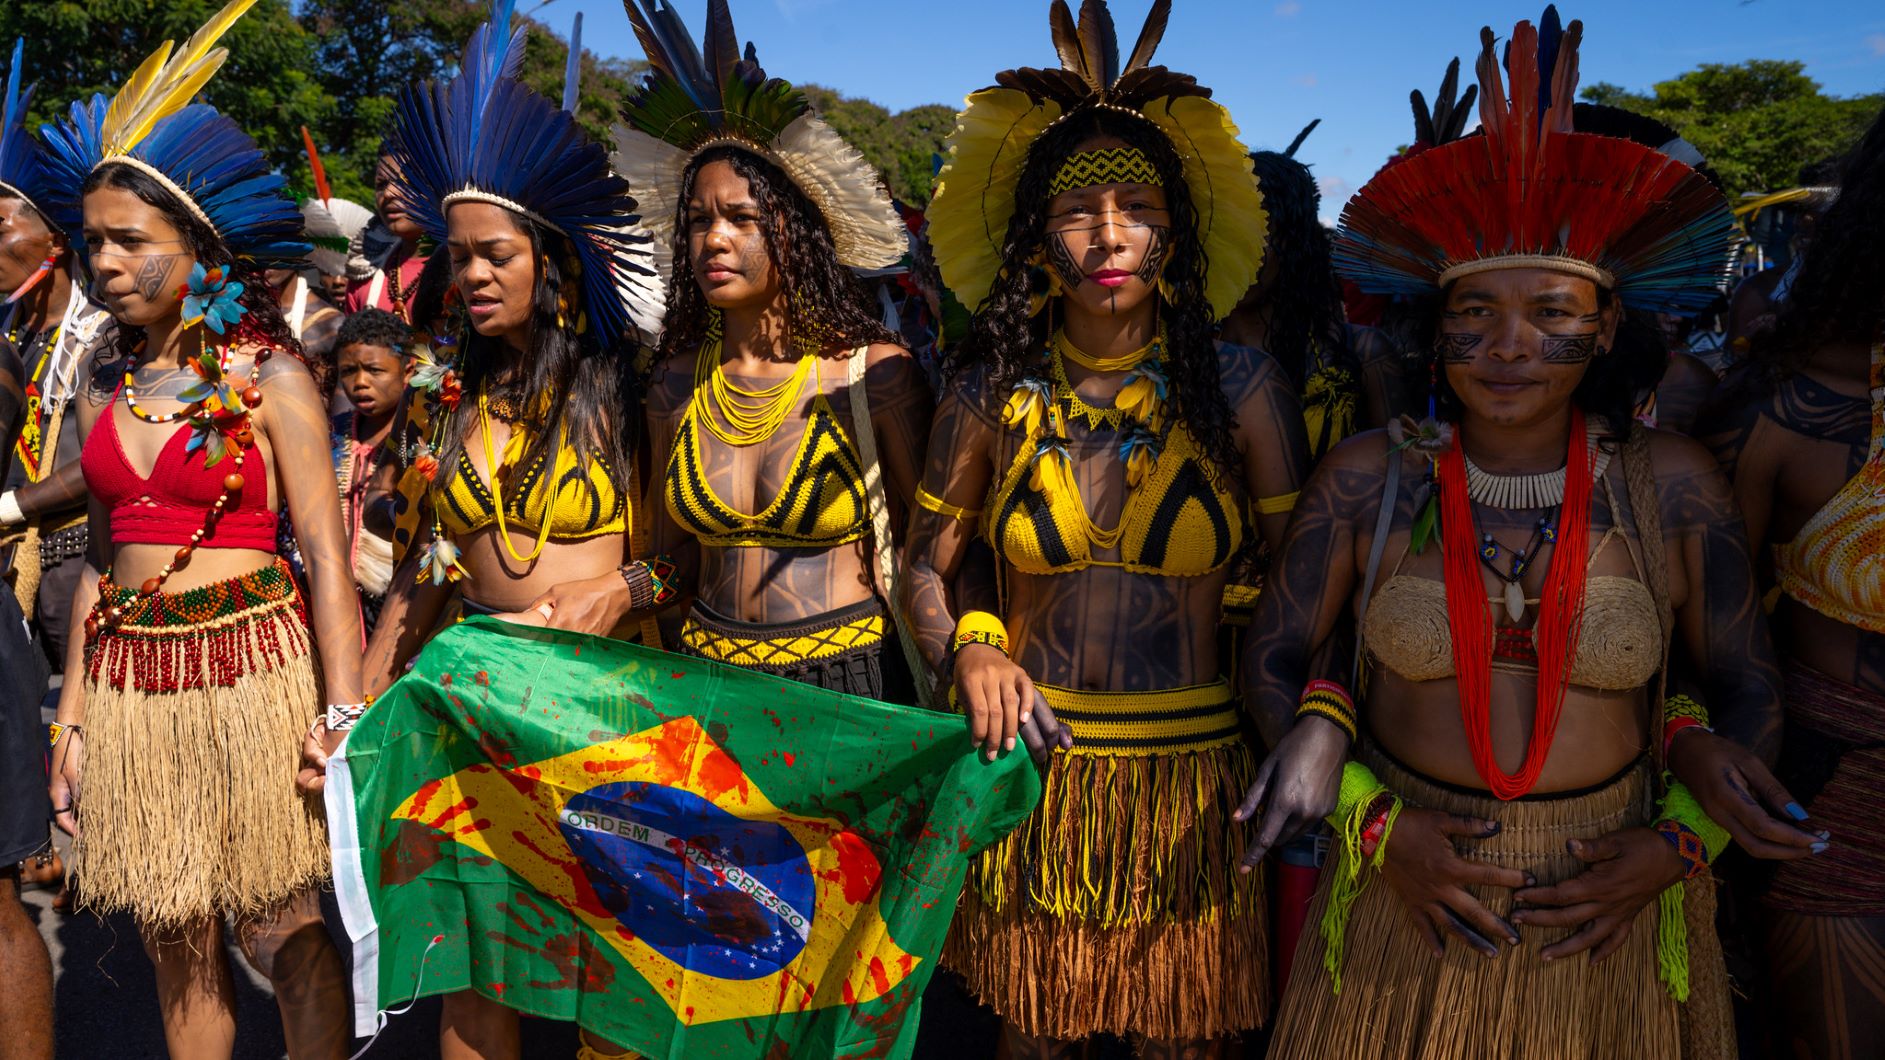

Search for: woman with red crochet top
xmin=34 ymin=5 xmax=363 ymax=1055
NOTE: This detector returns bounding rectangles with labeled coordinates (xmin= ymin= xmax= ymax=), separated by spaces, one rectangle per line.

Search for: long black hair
xmin=428 ymin=210 xmax=642 ymax=503
xmin=1747 ymin=101 xmax=1885 ymax=379
xmin=656 ymin=145 xmax=898 ymax=364
xmin=82 ymin=163 xmax=303 ymax=371
xmin=1401 ymin=286 xmax=1662 ymax=440
xmin=944 ymin=106 xmax=1238 ymax=476
xmin=1246 ymin=150 xmax=1344 ymax=391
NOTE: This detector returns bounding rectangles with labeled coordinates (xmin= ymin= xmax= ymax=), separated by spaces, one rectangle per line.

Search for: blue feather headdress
xmin=0 ymin=40 xmax=57 ymax=231
xmin=384 ymin=0 xmax=664 ymax=341
xmin=33 ymin=0 xmax=307 ymax=272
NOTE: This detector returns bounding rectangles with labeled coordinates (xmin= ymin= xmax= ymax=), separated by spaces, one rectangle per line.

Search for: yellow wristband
xmin=953 ymin=610 xmax=1010 ymax=656
xmin=1255 ymin=490 xmax=1300 ymax=516
xmin=917 ymin=484 xmax=982 ymax=522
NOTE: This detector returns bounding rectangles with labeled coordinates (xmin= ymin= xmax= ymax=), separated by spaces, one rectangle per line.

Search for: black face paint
xmin=1134 ymin=224 xmax=1170 ymax=286
xmin=1541 ymin=333 xmax=1598 ymax=364
xmin=134 ymin=253 xmax=179 ymax=302
xmin=1436 ymin=332 xmax=1484 ymax=363
xmin=1044 ymin=231 xmax=1083 ymax=292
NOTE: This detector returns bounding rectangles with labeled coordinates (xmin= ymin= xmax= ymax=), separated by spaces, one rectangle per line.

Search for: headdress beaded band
xmin=1049 ymin=146 xmax=1161 ymax=195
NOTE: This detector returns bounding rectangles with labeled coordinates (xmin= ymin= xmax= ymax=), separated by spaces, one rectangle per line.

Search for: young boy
xmin=331 ymin=309 xmax=413 ymax=640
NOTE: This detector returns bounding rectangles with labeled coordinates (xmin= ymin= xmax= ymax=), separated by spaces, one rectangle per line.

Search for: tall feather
xmin=1077 ymin=0 xmax=1118 ymax=89
xmin=562 ymin=12 xmax=583 ymax=113
xmin=1535 ymin=5 xmax=1562 ymax=118
xmin=702 ymin=0 xmax=740 ymax=91
xmin=1049 ymin=2 xmax=1090 ymax=91
xmin=99 ymin=0 xmax=258 ymax=157
xmin=1122 ymin=0 xmax=1170 ymax=76
xmin=0 ymin=37 xmax=51 ymax=225
xmin=1283 ymin=118 xmax=1319 ymax=158
xmin=300 ymin=125 xmax=331 ymax=203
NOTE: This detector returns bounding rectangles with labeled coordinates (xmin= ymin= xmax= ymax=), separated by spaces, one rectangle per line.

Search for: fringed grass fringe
xmin=944 ymin=741 xmax=1268 ymax=1039
xmin=1677 ymin=876 xmax=1735 ymax=1060
xmin=1269 ymin=748 xmax=1700 ymax=1060
xmin=87 ymin=595 xmax=307 ymax=693
xmin=74 ymin=602 xmax=329 ymax=933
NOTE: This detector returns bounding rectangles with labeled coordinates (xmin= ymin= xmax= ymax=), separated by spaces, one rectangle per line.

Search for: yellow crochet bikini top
xmin=437 ymin=420 xmax=626 ymax=540
xmin=985 ymin=405 xmax=1244 ymax=578
xmin=665 ymin=387 xmax=869 ymax=549
xmin=1774 ymin=342 xmax=1885 ymax=634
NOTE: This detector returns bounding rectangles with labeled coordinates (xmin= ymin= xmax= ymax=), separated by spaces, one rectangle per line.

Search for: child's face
xmin=337 ymin=342 xmax=410 ymax=419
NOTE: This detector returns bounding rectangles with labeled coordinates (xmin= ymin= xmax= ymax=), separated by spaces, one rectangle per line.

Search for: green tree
xmin=1582 ymin=60 xmax=1882 ymax=200
xmin=0 ymin=0 xmax=333 ymax=188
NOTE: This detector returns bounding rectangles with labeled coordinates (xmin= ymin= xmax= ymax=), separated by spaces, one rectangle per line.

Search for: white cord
xmin=346 ymin=932 xmax=445 ymax=1060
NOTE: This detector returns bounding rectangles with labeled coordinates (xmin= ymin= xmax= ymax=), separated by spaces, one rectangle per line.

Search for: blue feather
xmin=1536 ymin=5 xmax=1563 ymax=122
xmin=1 ymin=39 xmax=55 ymax=231
xmin=563 ymin=12 xmax=583 ymax=114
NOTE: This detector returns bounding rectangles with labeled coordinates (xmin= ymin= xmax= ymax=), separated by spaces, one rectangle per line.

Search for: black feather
xmin=1049 ymin=2 xmax=1090 ymax=90
xmin=1123 ymin=0 xmax=1171 ymax=76
xmin=703 ymin=0 xmax=740 ymax=88
xmin=1410 ymin=89 xmax=1435 ymax=147
xmin=1284 ymin=118 xmax=1320 ymax=158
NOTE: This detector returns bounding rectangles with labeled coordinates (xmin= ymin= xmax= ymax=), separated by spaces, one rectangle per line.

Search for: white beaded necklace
xmin=1461 ymin=424 xmax=1612 ymax=510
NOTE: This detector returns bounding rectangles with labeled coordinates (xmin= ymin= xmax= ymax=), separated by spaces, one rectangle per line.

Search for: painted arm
xmin=1220 ymin=343 xmax=1310 ymax=552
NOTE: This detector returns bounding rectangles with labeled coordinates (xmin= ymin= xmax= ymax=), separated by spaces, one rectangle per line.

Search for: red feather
xmin=300 ymin=125 xmax=331 ymax=204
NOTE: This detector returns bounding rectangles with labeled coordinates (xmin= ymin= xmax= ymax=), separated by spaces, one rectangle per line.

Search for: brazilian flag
xmin=328 ymin=618 xmax=1040 ymax=1057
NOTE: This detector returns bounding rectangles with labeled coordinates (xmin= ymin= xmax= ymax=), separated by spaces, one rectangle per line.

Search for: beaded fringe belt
xmin=679 ymin=599 xmax=886 ymax=672
xmin=87 ymin=558 xmax=308 ymax=693
xmin=1037 ymin=680 xmax=1241 ymax=756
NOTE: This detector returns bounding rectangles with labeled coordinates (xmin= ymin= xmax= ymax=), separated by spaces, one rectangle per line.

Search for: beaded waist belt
xmin=96 ymin=558 xmax=302 ymax=633
xmin=1037 ymin=680 xmax=1241 ymax=756
xmin=680 ymin=598 xmax=886 ymax=672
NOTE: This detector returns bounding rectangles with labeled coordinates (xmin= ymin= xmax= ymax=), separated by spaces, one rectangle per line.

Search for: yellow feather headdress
xmin=927 ymin=0 xmax=1266 ymax=321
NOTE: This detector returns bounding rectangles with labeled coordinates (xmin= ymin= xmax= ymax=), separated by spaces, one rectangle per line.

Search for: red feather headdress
xmin=1333 ymin=8 xmax=1734 ymax=311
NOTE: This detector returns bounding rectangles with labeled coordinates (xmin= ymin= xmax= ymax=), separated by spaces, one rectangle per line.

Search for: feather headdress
xmin=0 ymin=40 xmax=55 ymax=229
xmin=610 ymin=0 xmax=905 ymax=274
xmin=926 ymin=0 xmax=1266 ymax=321
xmin=296 ymin=125 xmax=371 ymax=277
xmin=385 ymin=0 xmax=664 ymax=340
xmin=36 ymin=0 xmax=308 ymax=270
xmin=1333 ymin=7 xmax=1734 ymax=311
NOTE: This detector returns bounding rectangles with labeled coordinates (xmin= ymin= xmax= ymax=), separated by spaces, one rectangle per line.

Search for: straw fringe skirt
xmin=1268 ymin=745 xmax=1733 ymax=1060
xmin=943 ymin=681 xmax=1268 ymax=1041
xmin=73 ymin=559 xmax=329 ymax=932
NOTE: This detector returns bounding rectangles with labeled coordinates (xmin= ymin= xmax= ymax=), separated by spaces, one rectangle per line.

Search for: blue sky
xmin=536 ymin=0 xmax=1885 ymax=219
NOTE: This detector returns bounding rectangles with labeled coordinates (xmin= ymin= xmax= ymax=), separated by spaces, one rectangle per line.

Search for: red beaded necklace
xmin=1436 ymin=408 xmax=1594 ymax=800
xmin=88 ymin=335 xmax=269 ymax=637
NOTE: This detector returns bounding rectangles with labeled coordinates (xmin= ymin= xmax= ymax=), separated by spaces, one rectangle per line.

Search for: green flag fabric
xmin=328 ymin=618 xmax=1041 ymax=1057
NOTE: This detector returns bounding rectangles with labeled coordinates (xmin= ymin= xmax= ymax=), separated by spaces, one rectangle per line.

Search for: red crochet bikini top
xmin=81 ymin=403 xmax=277 ymax=551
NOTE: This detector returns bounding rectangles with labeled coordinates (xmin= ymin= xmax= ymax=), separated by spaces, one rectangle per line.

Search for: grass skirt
xmin=942 ymin=681 xmax=1267 ymax=1041
xmin=74 ymin=559 xmax=329 ymax=932
xmin=1267 ymin=744 xmax=1733 ymax=1060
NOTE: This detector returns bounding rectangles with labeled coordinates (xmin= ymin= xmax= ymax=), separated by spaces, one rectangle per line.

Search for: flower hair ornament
xmin=610 ymin=0 xmax=907 ymax=277
xmin=925 ymin=0 xmax=1268 ymax=321
xmin=1332 ymin=6 xmax=1735 ymax=312
xmin=35 ymin=0 xmax=310 ymax=275
xmin=382 ymin=0 xmax=665 ymax=342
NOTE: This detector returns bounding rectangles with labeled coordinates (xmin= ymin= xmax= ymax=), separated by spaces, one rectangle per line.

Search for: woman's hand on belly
xmin=955 ymin=644 xmax=1073 ymax=764
xmin=1667 ymin=728 xmax=1821 ymax=860
xmin=1381 ymin=809 xmax=1529 ymax=958
xmin=494 ymin=569 xmax=632 ymax=637
xmin=1512 ymin=827 xmax=1687 ymax=961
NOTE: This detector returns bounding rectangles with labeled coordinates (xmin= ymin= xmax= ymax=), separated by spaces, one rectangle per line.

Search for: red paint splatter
xmin=781 ymin=751 xmax=797 ymax=767
xmin=867 ymin=957 xmax=892 ymax=995
xmin=379 ymin=819 xmax=449 ymax=886
xmin=475 ymin=670 xmax=490 ymax=686
xmin=825 ymin=831 xmax=883 ymax=905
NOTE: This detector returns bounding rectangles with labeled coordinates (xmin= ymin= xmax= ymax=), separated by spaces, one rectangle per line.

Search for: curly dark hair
xmin=407 ymin=250 xmax=456 ymax=338
xmin=335 ymin=308 xmax=414 ymax=358
xmin=656 ymin=145 xmax=899 ymax=365
xmin=943 ymin=106 xmax=1238 ymax=476
xmin=1401 ymin=286 xmax=1662 ymax=440
xmin=1246 ymin=150 xmax=1344 ymax=392
xmin=1747 ymin=101 xmax=1885 ymax=378
xmin=82 ymin=163 xmax=304 ymax=371
xmin=428 ymin=211 xmax=643 ymax=505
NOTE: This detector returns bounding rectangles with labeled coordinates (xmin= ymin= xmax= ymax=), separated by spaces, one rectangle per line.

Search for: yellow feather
xmin=100 ymin=0 xmax=260 ymax=157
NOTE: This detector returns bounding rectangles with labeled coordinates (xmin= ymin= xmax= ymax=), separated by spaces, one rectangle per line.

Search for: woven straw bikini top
xmin=1772 ymin=342 xmax=1885 ymax=635
xmin=1362 ymin=524 xmax=1662 ymax=692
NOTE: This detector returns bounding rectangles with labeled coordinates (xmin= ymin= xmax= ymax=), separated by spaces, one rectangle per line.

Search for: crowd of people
xmin=0 ymin=0 xmax=1880 ymax=1057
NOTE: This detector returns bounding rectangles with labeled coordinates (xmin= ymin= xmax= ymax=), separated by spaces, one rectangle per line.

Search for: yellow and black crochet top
xmin=436 ymin=423 xmax=626 ymax=540
xmin=665 ymin=392 xmax=869 ymax=549
xmin=985 ymin=417 xmax=1244 ymax=578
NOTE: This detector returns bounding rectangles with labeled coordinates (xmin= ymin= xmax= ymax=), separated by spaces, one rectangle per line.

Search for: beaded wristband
xmin=953 ymin=611 xmax=1010 ymax=657
xmin=1358 ymin=794 xmax=1394 ymax=859
xmin=1297 ymin=679 xmax=1358 ymax=743
xmin=1655 ymin=820 xmax=1709 ymax=879
xmin=48 ymin=722 xmax=81 ymax=748
xmin=1662 ymin=694 xmax=1711 ymax=760
xmin=1656 ymin=780 xmax=1731 ymax=866
xmin=325 ymin=702 xmax=369 ymax=732
xmin=618 ymin=555 xmax=681 ymax=610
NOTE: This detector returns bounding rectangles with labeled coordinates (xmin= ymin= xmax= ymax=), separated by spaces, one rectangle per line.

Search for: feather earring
xmin=4 ymin=250 xmax=56 ymax=304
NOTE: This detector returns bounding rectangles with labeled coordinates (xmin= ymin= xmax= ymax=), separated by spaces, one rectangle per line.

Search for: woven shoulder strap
xmin=846 ymin=348 xmax=936 ymax=708
xmin=1350 ymin=445 xmax=1403 ymax=688
xmin=1621 ymin=425 xmax=1675 ymax=765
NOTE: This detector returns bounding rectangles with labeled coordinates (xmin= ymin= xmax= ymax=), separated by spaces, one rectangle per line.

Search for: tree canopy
xmin=1583 ymin=60 xmax=1882 ymax=201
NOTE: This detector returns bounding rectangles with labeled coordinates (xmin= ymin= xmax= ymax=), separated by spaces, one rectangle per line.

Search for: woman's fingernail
xmin=1019 ymin=712 xmax=1031 ymax=725
xmin=1811 ymin=841 xmax=1829 ymax=854
xmin=1525 ymin=873 xmax=1537 ymax=887
xmin=1785 ymin=802 xmax=1808 ymax=821
xmin=1817 ymin=830 xmax=1831 ymax=841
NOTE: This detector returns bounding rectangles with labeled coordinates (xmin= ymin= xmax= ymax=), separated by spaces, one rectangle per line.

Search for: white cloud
xmin=1275 ymin=1 xmax=1302 ymax=16
xmin=1866 ymin=34 xmax=1885 ymax=57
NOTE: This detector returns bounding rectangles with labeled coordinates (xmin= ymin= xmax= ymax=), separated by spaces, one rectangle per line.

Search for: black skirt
xmin=0 ymin=578 xmax=51 ymax=865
